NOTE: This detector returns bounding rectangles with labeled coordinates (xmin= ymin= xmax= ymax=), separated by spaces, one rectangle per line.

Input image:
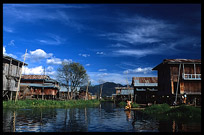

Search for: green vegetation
xmin=143 ymin=103 xmax=171 ymax=114
xmin=143 ymin=104 xmax=201 ymax=121
xmin=3 ymin=99 xmax=100 ymax=109
xmin=131 ymin=102 xmax=140 ymax=108
xmin=118 ymin=101 xmax=127 ymax=107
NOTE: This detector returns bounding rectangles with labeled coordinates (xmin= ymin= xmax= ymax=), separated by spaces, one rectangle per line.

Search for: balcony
xmin=182 ymin=73 xmax=201 ymax=80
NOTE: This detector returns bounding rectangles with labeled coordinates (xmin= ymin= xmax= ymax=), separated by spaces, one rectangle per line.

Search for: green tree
xmin=58 ymin=62 xmax=88 ymax=100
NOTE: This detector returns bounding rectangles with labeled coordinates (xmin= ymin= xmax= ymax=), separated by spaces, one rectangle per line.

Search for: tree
xmin=69 ymin=62 xmax=88 ymax=100
xmin=57 ymin=62 xmax=88 ymax=100
xmin=57 ymin=62 xmax=72 ymax=100
xmin=98 ymin=79 xmax=105 ymax=100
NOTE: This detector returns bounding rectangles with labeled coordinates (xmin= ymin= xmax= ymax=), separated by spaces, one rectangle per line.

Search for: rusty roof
xmin=3 ymin=55 xmax=28 ymax=66
xmin=163 ymin=59 xmax=201 ymax=63
xmin=153 ymin=59 xmax=201 ymax=70
xmin=132 ymin=77 xmax=158 ymax=83
xmin=21 ymin=75 xmax=50 ymax=80
xmin=115 ymin=87 xmax=133 ymax=90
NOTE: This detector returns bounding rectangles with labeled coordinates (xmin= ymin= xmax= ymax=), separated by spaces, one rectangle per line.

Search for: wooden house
xmin=114 ymin=87 xmax=134 ymax=102
xmin=152 ymin=59 xmax=201 ymax=105
xmin=3 ymin=55 xmax=28 ymax=100
xmin=20 ymin=75 xmax=60 ymax=99
xmin=132 ymin=77 xmax=158 ymax=104
xmin=77 ymin=89 xmax=92 ymax=100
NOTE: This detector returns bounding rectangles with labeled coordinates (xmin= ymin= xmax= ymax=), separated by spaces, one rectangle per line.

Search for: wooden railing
xmin=182 ymin=73 xmax=201 ymax=80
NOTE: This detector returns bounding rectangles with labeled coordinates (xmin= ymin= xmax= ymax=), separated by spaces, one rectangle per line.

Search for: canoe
xmin=124 ymin=108 xmax=145 ymax=111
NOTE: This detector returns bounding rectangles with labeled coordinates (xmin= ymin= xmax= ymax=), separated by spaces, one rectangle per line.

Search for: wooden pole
xmin=15 ymin=49 xmax=27 ymax=102
xmin=85 ymin=81 xmax=89 ymax=100
xmin=174 ymin=64 xmax=181 ymax=105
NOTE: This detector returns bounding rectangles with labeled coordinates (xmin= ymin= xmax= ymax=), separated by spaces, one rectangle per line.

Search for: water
xmin=3 ymin=102 xmax=201 ymax=132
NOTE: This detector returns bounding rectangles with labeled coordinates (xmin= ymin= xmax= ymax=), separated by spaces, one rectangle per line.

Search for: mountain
xmin=81 ymin=82 xmax=124 ymax=97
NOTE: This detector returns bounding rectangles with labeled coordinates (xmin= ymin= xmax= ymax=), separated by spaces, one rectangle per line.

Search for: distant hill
xmin=81 ymin=82 xmax=124 ymax=97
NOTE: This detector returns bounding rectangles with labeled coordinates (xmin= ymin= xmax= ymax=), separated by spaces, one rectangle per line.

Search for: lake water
xmin=3 ymin=102 xmax=201 ymax=132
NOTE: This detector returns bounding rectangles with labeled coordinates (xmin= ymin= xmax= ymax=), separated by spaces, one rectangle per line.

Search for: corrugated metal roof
xmin=153 ymin=59 xmax=201 ymax=70
xmin=132 ymin=77 xmax=158 ymax=83
xmin=3 ymin=55 xmax=28 ymax=65
xmin=22 ymin=75 xmax=50 ymax=79
xmin=163 ymin=59 xmax=201 ymax=63
xmin=115 ymin=87 xmax=133 ymax=90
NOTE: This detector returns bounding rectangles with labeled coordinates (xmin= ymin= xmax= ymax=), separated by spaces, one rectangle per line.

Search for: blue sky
xmin=3 ymin=4 xmax=201 ymax=85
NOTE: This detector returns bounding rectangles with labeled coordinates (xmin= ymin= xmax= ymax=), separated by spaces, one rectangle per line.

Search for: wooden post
xmin=85 ymin=81 xmax=90 ymax=100
xmin=174 ymin=64 xmax=181 ymax=104
xmin=15 ymin=49 xmax=27 ymax=102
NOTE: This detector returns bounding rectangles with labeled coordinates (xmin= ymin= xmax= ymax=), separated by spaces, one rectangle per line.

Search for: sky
xmin=3 ymin=4 xmax=201 ymax=85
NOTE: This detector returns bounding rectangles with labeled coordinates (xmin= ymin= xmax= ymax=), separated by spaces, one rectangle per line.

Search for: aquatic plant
xmin=131 ymin=102 xmax=140 ymax=108
xmin=143 ymin=103 xmax=171 ymax=114
xmin=118 ymin=101 xmax=127 ymax=107
xmin=3 ymin=99 xmax=100 ymax=109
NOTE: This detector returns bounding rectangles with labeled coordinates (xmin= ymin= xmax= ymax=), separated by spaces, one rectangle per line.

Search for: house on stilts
xmin=132 ymin=77 xmax=158 ymax=104
xmin=20 ymin=75 xmax=60 ymax=100
xmin=3 ymin=55 xmax=28 ymax=100
xmin=152 ymin=59 xmax=201 ymax=105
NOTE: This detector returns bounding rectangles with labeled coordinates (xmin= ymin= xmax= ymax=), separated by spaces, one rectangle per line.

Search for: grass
xmin=3 ymin=99 xmax=100 ymax=109
xmin=118 ymin=101 xmax=140 ymax=108
xmin=143 ymin=104 xmax=201 ymax=121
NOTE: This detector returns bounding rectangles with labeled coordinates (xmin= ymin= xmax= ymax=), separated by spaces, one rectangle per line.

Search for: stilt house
xmin=152 ymin=59 xmax=201 ymax=104
xmin=114 ymin=87 xmax=134 ymax=102
xmin=132 ymin=77 xmax=158 ymax=104
xmin=3 ymin=55 xmax=28 ymax=100
xmin=20 ymin=75 xmax=60 ymax=99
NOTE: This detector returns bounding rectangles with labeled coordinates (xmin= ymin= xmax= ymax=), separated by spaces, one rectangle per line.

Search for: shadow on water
xmin=3 ymin=102 xmax=201 ymax=132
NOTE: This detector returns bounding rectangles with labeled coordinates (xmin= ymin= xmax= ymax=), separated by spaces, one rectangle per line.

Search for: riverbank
xmin=3 ymin=99 xmax=100 ymax=109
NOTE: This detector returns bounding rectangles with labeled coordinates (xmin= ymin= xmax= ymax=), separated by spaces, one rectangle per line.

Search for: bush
xmin=143 ymin=103 xmax=171 ymax=114
xmin=165 ymin=105 xmax=201 ymax=120
xmin=131 ymin=102 xmax=140 ymax=108
xmin=118 ymin=101 xmax=127 ymax=107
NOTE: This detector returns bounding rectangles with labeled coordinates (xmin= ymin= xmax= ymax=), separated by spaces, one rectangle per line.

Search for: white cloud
xmin=8 ymin=40 xmax=15 ymax=46
xmin=79 ymin=53 xmax=90 ymax=57
xmin=3 ymin=46 xmax=18 ymax=59
xmin=3 ymin=26 xmax=14 ymax=33
xmin=98 ymin=69 xmax=107 ymax=72
xmin=46 ymin=57 xmax=72 ymax=65
xmin=113 ymin=49 xmax=156 ymax=57
xmin=85 ymin=64 xmax=90 ymax=66
xmin=110 ymin=43 xmax=128 ymax=48
xmin=96 ymin=52 xmax=104 ymax=55
xmin=123 ymin=67 xmax=153 ymax=74
xmin=22 ymin=66 xmax=44 ymax=75
xmin=46 ymin=58 xmax=62 ymax=65
xmin=22 ymin=65 xmax=56 ymax=77
xmin=24 ymin=49 xmax=53 ymax=62
xmin=37 ymin=34 xmax=65 ymax=45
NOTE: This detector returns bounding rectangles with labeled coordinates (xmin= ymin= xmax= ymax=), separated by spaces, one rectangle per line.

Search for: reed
xmin=3 ymin=99 xmax=100 ymax=109
xmin=143 ymin=104 xmax=201 ymax=120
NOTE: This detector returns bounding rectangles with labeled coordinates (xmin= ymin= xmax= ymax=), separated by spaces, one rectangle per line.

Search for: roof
xmin=115 ymin=87 xmax=133 ymax=90
xmin=20 ymin=83 xmax=60 ymax=89
xmin=153 ymin=59 xmax=201 ymax=70
xmin=163 ymin=59 xmax=201 ymax=63
xmin=132 ymin=77 xmax=158 ymax=83
xmin=21 ymin=75 xmax=50 ymax=80
xmin=3 ymin=55 xmax=28 ymax=66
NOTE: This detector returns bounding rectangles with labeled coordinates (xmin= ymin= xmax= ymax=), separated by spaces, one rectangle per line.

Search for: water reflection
xmin=3 ymin=102 xmax=201 ymax=132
